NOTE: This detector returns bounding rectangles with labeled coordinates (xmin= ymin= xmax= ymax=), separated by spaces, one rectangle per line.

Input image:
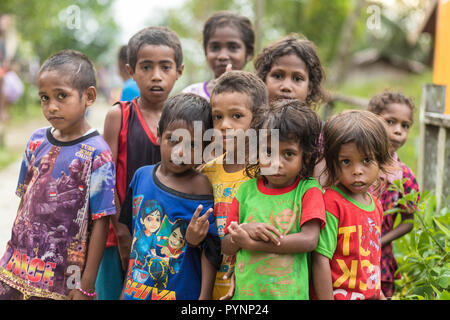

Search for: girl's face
xmin=259 ymin=137 xmax=303 ymax=189
xmin=265 ymin=53 xmax=310 ymax=102
xmin=378 ymin=103 xmax=412 ymax=153
xmin=205 ymin=25 xmax=250 ymax=78
xmin=337 ymin=142 xmax=380 ymax=198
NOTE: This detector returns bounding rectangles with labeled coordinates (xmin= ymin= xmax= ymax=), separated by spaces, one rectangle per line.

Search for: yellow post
xmin=433 ymin=0 xmax=450 ymax=114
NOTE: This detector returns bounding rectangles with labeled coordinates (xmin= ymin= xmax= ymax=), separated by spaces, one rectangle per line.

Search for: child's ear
xmin=85 ymin=86 xmax=96 ymax=107
xmin=176 ymin=64 xmax=184 ymax=79
xmin=125 ymin=64 xmax=135 ymax=80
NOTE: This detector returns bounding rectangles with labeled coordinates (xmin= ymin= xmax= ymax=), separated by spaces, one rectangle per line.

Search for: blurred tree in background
xmin=0 ymin=0 xmax=118 ymax=68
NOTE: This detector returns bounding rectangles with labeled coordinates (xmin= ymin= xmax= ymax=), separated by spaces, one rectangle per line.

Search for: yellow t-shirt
xmin=201 ymin=154 xmax=250 ymax=300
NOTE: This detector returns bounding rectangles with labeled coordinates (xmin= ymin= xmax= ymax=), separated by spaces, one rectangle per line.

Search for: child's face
xmin=265 ymin=54 xmax=310 ymax=102
xmin=38 ymin=70 xmax=94 ymax=138
xmin=205 ymin=25 xmax=250 ymax=78
xmin=337 ymin=142 xmax=380 ymax=197
xmin=128 ymin=44 xmax=183 ymax=105
xmin=158 ymin=120 xmax=199 ymax=174
xmin=210 ymin=91 xmax=253 ymax=154
xmin=259 ymin=137 xmax=303 ymax=189
xmin=378 ymin=103 xmax=412 ymax=153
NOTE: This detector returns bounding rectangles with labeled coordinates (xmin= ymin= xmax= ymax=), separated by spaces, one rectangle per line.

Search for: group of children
xmin=0 ymin=11 xmax=419 ymax=301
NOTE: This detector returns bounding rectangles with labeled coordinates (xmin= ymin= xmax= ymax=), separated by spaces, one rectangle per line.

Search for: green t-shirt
xmin=225 ymin=176 xmax=325 ymax=300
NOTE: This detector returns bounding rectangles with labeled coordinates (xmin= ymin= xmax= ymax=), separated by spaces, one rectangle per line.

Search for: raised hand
xmin=186 ymin=205 xmax=213 ymax=247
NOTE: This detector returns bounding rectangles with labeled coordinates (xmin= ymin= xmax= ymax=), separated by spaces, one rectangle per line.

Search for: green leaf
xmin=434 ymin=218 xmax=450 ymax=238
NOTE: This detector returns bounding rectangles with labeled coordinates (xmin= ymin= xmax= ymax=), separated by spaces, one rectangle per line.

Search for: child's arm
xmin=67 ymin=216 xmax=110 ymax=300
xmin=103 ymin=105 xmax=133 ymax=271
xmin=222 ymin=222 xmax=249 ymax=256
xmin=239 ymin=222 xmax=283 ymax=245
xmin=311 ymin=251 xmax=334 ymax=300
xmin=381 ymin=212 xmax=414 ymax=246
xmin=231 ymin=219 xmax=321 ymax=254
xmin=198 ymin=250 xmax=217 ymax=300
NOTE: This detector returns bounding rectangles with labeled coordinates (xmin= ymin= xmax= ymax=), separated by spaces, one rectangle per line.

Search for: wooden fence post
xmin=418 ymin=84 xmax=450 ymax=213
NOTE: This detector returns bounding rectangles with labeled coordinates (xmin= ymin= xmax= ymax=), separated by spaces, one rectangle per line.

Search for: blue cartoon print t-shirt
xmin=119 ymin=164 xmax=217 ymax=300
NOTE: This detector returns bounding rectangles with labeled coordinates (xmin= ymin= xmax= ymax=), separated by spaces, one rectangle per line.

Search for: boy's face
xmin=265 ymin=54 xmax=310 ymax=102
xmin=38 ymin=70 xmax=95 ymax=139
xmin=206 ymin=25 xmax=250 ymax=79
xmin=210 ymin=91 xmax=253 ymax=154
xmin=127 ymin=44 xmax=183 ymax=105
xmin=378 ymin=103 xmax=412 ymax=152
xmin=157 ymin=120 xmax=199 ymax=175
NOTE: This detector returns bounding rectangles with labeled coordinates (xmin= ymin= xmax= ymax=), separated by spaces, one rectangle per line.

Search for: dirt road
xmin=0 ymin=101 xmax=109 ymax=250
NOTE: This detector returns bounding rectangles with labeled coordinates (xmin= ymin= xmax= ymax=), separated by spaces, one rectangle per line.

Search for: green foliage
xmin=0 ymin=0 xmax=118 ymax=63
xmin=392 ymin=189 xmax=450 ymax=300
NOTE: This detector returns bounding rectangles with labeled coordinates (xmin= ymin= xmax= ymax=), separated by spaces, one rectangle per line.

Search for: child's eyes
xmin=402 ymin=123 xmax=410 ymax=130
xmin=270 ymin=73 xmax=283 ymax=80
xmin=212 ymin=114 xmax=222 ymax=121
xmin=208 ymin=44 xmax=220 ymax=52
xmin=363 ymin=158 xmax=372 ymax=164
xmin=228 ymin=43 xmax=241 ymax=51
xmin=40 ymin=95 xmax=49 ymax=102
xmin=293 ymin=75 xmax=304 ymax=82
xmin=57 ymin=93 xmax=67 ymax=100
xmin=284 ymin=151 xmax=294 ymax=157
xmin=340 ymin=159 xmax=350 ymax=166
xmin=386 ymin=119 xmax=394 ymax=125
xmin=232 ymin=113 xmax=242 ymax=119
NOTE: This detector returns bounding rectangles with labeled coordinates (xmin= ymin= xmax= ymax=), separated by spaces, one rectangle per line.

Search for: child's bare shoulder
xmin=189 ymin=171 xmax=213 ymax=196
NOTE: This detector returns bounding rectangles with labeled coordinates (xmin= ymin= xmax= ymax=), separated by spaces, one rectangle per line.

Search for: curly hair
xmin=368 ymin=90 xmax=415 ymax=122
xmin=254 ymin=34 xmax=327 ymax=108
xmin=245 ymin=99 xmax=322 ymax=180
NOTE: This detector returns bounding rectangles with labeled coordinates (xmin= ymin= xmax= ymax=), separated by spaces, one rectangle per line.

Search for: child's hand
xmin=240 ymin=222 xmax=282 ymax=245
xmin=220 ymin=266 xmax=235 ymax=300
xmin=186 ymin=205 xmax=213 ymax=247
xmin=228 ymin=222 xmax=252 ymax=248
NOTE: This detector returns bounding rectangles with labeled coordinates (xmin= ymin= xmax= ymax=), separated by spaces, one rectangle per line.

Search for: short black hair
xmin=211 ymin=70 xmax=268 ymax=115
xmin=39 ymin=49 xmax=96 ymax=95
xmin=158 ymin=93 xmax=212 ymax=136
xmin=203 ymin=11 xmax=255 ymax=59
xmin=127 ymin=26 xmax=183 ymax=71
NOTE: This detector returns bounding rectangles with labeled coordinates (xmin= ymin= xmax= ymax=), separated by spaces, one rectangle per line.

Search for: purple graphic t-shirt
xmin=0 ymin=127 xmax=116 ymax=300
